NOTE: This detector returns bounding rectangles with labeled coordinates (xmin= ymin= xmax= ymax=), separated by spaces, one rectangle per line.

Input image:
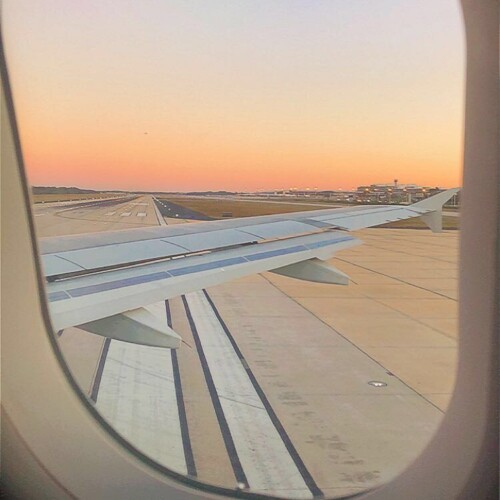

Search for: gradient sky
xmin=4 ymin=0 xmax=464 ymax=192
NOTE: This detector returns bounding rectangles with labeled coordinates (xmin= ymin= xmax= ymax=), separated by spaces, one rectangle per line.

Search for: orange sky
xmin=4 ymin=1 xmax=464 ymax=191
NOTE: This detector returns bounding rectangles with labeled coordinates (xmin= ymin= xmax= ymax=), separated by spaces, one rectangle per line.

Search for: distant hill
xmin=132 ymin=190 xmax=238 ymax=196
xmin=32 ymin=186 xmax=99 ymax=195
xmin=32 ymin=186 xmax=239 ymax=196
xmin=184 ymin=191 xmax=237 ymax=196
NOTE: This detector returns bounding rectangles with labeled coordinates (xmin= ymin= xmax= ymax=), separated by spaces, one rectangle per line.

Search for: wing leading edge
xmin=44 ymin=188 xmax=459 ymax=347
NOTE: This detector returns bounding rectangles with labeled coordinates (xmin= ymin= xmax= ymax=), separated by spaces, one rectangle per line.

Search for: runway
xmin=33 ymin=195 xmax=158 ymax=237
xmin=153 ymin=196 xmax=213 ymax=222
xmin=36 ymin=194 xmax=458 ymax=497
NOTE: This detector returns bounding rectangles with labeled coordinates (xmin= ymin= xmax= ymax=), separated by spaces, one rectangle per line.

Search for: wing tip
xmin=412 ymin=188 xmax=461 ymax=211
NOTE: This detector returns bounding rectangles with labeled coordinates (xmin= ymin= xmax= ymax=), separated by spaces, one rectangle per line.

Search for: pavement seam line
xmin=261 ymin=274 xmax=445 ymax=414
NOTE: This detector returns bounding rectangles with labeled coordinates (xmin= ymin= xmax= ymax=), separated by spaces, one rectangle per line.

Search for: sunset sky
xmin=4 ymin=1 xmax=464 ymax=192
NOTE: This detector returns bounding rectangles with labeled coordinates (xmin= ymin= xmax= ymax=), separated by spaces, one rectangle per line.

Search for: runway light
xmin=368 ymin=381 xmax=387 ymax=387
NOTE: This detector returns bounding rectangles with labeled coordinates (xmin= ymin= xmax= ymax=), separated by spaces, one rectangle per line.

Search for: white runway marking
xmin=186 ymin=291 xmax=312 ymax=498
xmin=95 ymin=303 xmax=186 ymax=474
xmin=137 ymin=212 xmax=147 ymax=217
xmin=120 ymin=212 xmax=132 ymax=217
xmin=105 ymin=212 xmax=116 ymax=216
xmin=152 ymin=198 xmax=168 ymax=226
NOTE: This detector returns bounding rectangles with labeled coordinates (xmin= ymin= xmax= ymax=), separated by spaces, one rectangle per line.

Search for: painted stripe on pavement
xmin=184 ymin=291 xmax=316 ymax=498
xmin=93 ymin=302 xmax=187 ymax=474
xmin=204 ymin=290 xmax=323 ymax=498
xmin=182 ymin=294 xmax=248 ymax=486
xmin=166 ymin=300 xmax=197 ymax=477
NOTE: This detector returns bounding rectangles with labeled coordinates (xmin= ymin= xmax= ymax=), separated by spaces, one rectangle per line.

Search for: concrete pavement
xmin=33 ymin=195 xmax=458 ymax=497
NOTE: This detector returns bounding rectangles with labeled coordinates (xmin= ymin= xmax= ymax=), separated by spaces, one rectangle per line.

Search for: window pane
xmin=4 ymin=1 xmax=463 ymax=497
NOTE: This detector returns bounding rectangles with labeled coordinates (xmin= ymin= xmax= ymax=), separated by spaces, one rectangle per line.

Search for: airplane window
xmin=3 ymin=1 xmax=464 ymax=497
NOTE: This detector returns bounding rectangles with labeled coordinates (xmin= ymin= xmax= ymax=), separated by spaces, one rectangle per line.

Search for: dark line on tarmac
xmin=90 ymin=337 xmax=111 ymax=403
xmin=334 ymin=256 xmax=457 ymax=301
xmin=166 ymin=299 xmax=197 ymax=478
xmin=262 ymin=275 xmax=445 ymax=415
xmin=203 ymin=290 xmax=324 ymax=498
xmin=357 ymin=240 xmax=456 ymax=265
xmin=182 ymin=295 xmax=248 ymax=487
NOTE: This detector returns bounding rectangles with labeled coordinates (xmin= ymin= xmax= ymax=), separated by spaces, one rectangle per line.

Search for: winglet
xmin=413 ymin=188 xmax=460 ymax=233
xmin=412 ymin=188 xmax=460 ymax=210
xmin=420 ymin=211 xmax=444 ymax=233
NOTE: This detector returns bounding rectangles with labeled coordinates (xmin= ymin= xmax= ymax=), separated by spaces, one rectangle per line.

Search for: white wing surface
xmin=42 ymin=188 xmax=459 ymax=347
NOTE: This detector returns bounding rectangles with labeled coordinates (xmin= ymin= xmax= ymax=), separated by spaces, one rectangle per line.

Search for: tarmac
xmin=34 ymin=195 xmax=458 ymax=498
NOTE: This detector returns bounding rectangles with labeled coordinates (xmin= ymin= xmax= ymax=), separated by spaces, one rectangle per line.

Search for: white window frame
xmin=1 ymin=1 xmax=497 ymax=498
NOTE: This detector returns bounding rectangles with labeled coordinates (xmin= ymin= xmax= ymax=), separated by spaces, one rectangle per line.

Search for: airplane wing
xmin=41 ymin=188 xmax=459 ymax=348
